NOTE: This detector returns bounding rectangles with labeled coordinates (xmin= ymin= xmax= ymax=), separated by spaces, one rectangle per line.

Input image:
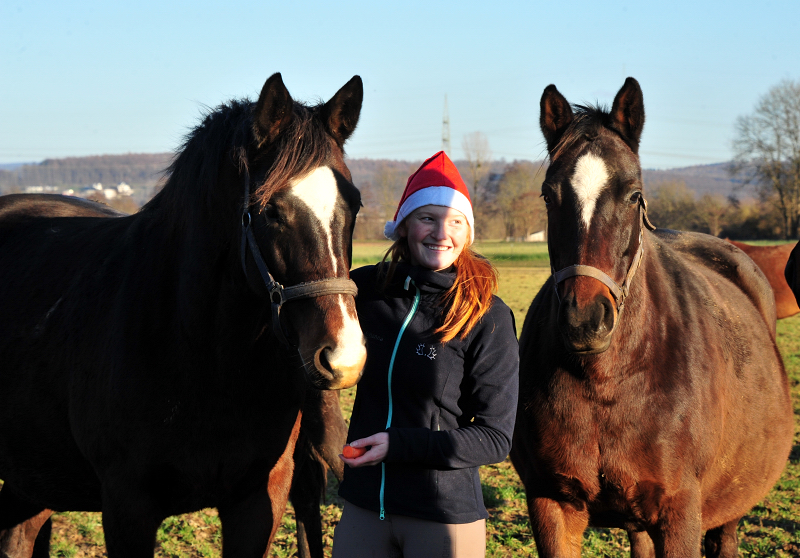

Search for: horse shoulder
xmin=651 ymin=229 xmax=777 ymax=331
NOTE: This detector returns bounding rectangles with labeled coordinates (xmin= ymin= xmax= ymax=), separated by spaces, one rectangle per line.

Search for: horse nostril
xmin=314 ymin=347 xmax=336 ymax=381
xmin=596 ymin=297 xmax=615 ymax=333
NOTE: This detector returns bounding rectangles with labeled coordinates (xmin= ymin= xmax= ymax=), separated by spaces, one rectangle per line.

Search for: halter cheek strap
xmin=552 ymin=196 xmax=656 ymax=312
xmin=239 ymin=169 xmax=358 ymax=349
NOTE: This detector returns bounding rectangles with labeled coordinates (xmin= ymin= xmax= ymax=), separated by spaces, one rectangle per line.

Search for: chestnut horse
xmin=0 ymin=73 xmax=366 ymax=558
xmin=726 ymin=239 xmax=799 ymax=318
xmin=510 ymin=78 xmax=793 ymax=558
xmin=0 ymin=193 xmax=349 ymax=557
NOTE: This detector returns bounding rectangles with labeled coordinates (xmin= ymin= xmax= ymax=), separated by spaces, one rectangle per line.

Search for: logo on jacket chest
xmin=415 ymin=343 xmax=437 ymax=360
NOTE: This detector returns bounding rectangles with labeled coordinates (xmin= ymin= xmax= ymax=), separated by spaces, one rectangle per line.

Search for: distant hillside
xmin=0 ymin=154 xmax=754 ymax=204
xmin=643 ymin=162 xmax=758 ymax=200
xmin=0 ymin=153 xmax=172 ymax=203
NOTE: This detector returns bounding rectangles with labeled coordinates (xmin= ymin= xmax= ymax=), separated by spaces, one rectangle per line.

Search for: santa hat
xmin=384 ymin=151 xmax=474 ymax=242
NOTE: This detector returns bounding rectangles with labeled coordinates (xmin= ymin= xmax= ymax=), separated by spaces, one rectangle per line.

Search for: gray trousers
xmin=332 ymin=501 xmax=486 ymax=558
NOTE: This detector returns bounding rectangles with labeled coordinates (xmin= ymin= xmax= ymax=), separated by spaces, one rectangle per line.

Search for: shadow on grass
xmin=741 ymin=515 xmax=800 ymax=534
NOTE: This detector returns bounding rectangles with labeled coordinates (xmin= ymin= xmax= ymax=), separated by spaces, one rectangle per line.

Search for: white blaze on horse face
xmin=290 ymin=166 xmax=340 ymax=274
xmin=290 ymin=166 xmax=366 ymax=383
xmin=571 ymin=153 xmax=610 ymax=229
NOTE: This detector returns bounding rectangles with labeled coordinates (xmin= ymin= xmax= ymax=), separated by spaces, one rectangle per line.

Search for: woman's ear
xmin=395 ymin=221 xmax=408 ymax=238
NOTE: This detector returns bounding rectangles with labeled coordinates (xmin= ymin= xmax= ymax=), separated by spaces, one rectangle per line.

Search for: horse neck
xmin=138 ymin=195 xmax=270 ymax=351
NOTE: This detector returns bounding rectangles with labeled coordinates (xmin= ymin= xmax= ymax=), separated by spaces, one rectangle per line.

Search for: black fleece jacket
xmin=338 ymin=262 xmax=519 ymax=524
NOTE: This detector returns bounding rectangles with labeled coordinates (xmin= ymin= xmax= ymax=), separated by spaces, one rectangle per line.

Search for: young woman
xmin=333 ymin=151 xmax=519 ymax=558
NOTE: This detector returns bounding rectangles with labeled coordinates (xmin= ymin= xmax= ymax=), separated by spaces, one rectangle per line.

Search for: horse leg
xmin=219 ymin=410 xmax=302 ymax=557
xmin=526 ymin=497 xmax=588 ymax=558
xmin=30 ymin=518 xmax=50 ymax=558
xmin=290 ymin=389 xmax=347 ymax=558
xmin=703 ymin=519 xmax=740 ymax=558
xmin=0 ymin=483 xmax=53 ymax=558
xmin=628 ymin=529 xmax=655 ymax=558
xmin=0 ymin=513 xmax=53 ymax=558
xmin=290 ymin=430 xmax=327 ymax=558
xmin=648 ymin=489 xmax=703 ymax=558
xmin=101 ymin=485 xmax=163 ymax=558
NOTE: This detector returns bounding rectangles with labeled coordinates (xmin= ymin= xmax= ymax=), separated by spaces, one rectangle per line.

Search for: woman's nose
xmin=430 ymin=221 xmax=447 ymax=240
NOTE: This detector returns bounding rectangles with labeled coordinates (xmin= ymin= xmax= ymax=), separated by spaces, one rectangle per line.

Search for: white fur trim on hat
xmin=384 ymin=186 xmax=474 ymax=242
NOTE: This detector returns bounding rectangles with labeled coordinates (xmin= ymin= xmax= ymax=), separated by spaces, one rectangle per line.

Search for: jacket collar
xmin=384 ymin=262 xmax=456 ymax=295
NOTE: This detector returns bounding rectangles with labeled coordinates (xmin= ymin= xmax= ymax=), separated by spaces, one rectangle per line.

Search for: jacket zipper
xmin=380 ymin=276 xmax=420 ymax=520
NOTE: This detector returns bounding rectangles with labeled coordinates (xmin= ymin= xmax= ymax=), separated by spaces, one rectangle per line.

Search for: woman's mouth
xmin=424 ymin=244 xmax=450 ymax=252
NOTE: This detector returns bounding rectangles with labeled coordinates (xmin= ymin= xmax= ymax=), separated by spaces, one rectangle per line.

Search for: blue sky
xmin=1 ymin=0 xmax=798 ymax=169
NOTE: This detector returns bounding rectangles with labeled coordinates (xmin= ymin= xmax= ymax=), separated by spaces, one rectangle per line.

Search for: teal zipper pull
xmin=379 ymin=277 xmax=420 ymax=521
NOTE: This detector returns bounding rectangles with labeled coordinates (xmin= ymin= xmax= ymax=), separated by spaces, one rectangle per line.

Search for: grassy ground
xmin=17 ymin=241 xmax=800 ymax=556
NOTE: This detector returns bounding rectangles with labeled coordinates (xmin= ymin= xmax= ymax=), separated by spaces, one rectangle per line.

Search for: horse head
xmin=540 ymin=78 xmax=651 ymax=354
xmin=240 ymin=74 xmax=366 ymax=389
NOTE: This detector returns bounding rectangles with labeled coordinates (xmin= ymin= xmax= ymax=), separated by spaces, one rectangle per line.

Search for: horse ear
xmin=254 ymin=73 xmax=295 ymax=144
xmin=540 ymin=85 xmax=574 ymax=154
xmin=321 ymin=76 xmax=363 ymax=146
xmin=610 ymin=77 xmax=645 ymax=152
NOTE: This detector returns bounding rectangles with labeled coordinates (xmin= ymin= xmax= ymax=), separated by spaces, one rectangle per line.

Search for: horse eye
xmin=629 ymin=191 xmax=642 ymax=204
xmin=541 ymin=193 xmax=552 ymax=206
xmin=264 ymin=203 xmax=279 ymax=221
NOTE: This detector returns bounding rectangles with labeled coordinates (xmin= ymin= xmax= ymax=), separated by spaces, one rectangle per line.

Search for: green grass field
xmin=24 ymin=241 xmax=800 ymax=556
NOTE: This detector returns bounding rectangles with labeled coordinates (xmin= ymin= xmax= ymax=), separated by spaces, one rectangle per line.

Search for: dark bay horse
xmin=0 ymin=73 xmax=366 ymax=557
xmin=726 ymin=239 xmax=799 ymax=318
xmin=510 ymin=78 xmax=794 ymax=558
xmin=0 ymin=193 xmax=349 ymax=557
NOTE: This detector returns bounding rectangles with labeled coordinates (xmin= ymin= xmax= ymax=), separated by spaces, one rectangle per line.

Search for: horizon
xmin=0 ymin=154 xmax=739 ymax=174
xmin=2 ymin=1 xmax=798 ymax=170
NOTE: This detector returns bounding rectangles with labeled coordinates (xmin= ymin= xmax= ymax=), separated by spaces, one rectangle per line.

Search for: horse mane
xmin=550 ymin=103 xmax=611 ymax=163
xmin=142 ymin=98 xmax=335 ymax=220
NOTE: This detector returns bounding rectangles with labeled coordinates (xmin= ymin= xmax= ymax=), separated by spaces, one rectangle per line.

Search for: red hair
xmin=380 ymin=234 xmax=498 ymax=343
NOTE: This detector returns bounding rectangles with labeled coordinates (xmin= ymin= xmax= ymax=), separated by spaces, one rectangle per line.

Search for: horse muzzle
xmin=292 ymin=295 xmax=366 ymax=390
xmin=556 ymin=277 xmax=618 ymax=354
xmin=305 ymin=337 xmax=366 ymax=390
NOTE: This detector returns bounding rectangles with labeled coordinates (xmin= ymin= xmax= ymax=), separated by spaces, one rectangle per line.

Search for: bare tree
xmin=495 ymin=161 xmax=546 ymax=238
xmin=694 ymin=193 xmax=729 ymax=237
xmin=732 ymin=79 xmax=800 ymax=238
xmin=461 ymin=132 xmax=492 ymax=203
xmin=647 ymin=180 xmax=697 ymax=231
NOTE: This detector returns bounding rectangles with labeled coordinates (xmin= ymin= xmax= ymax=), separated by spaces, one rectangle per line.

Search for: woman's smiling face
xmin=397 ymin=205 xmax=470 ymax=271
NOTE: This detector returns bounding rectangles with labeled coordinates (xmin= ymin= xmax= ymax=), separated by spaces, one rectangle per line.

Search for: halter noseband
xmin=239 ymin=169 xmax=358 ymax=349
xmin=552 ymin=196 xmax=656 ymax=312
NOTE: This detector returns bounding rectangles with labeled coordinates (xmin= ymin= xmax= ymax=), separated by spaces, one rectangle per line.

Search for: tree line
xmin=2 ymin=77 xmax=797 ymax=241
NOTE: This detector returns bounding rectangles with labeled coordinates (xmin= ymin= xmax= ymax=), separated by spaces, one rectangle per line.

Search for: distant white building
xmin=116 ymin=182 xmax=133 ymax=196
xmin=23 ymin=185 xmax=60 ymax=194
xmin=505 ymin=230 xmax=547 ymax=242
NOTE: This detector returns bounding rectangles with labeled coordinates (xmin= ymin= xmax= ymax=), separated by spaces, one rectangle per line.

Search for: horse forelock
xmin=251 ymin=103 xmax=339 ymax=209
xmin=549 ymin=104 xmax=608 ymax=164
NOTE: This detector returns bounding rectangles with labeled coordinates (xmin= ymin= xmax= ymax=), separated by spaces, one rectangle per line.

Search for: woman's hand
xmin=339 ymin=432 xmax=389 ymax=468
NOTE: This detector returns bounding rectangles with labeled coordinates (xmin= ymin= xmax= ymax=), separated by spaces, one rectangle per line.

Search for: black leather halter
xmin=239 ymin=169 xmax=358 ymax=349
xmin=552 ymin=195 xmax=656 ymax=312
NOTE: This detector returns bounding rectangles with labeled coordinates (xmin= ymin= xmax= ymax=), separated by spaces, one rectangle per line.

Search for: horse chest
xmin=539 ymin=378 xmax=679 ymax=508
